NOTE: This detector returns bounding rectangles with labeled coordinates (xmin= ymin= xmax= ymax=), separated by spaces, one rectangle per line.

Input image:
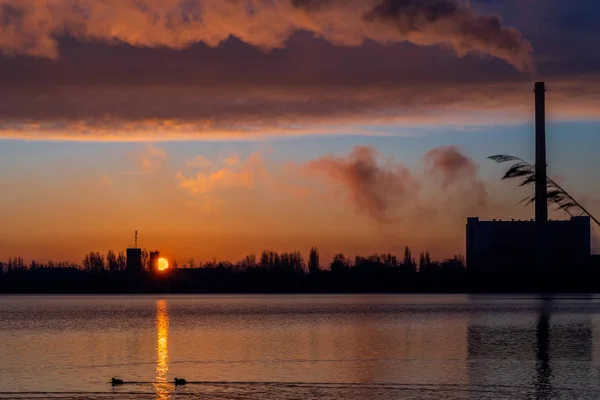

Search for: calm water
xmin=1 ymin=294 xmax=600 ymax=399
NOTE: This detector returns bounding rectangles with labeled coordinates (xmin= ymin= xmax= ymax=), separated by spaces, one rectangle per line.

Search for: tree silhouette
xmin=82 ymin=252 xmax=105 ymax=274
xmin=419 ymin=251 xmax=433 ymax=272
xmin=117 ymin=252 xmax=126 ymax=271
xmin=308 ymin=247 xmax=320 ymax=275
xmin=330 ymin=253 xmax=351 ymax=273
xmin=237 ymin=254 xmax=257 ymax=270
xmin=402 ymin=246 xmax=417 ymax=273
xmin=11 ymin=244 xmax=598 ymax=293
xmin=106 ymin=250 xmax=118 ymax=273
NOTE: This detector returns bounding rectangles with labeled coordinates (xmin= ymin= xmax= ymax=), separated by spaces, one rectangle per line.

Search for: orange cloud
xmin=177 ymin=152 xmax=268 ymax=210
xmin=0 ymin=0 xmax=531 ymax=70
xmin=135 ymin=144 xmax=167 ymax=172
xmin=186 ymin=155 xmax=213 ymax=168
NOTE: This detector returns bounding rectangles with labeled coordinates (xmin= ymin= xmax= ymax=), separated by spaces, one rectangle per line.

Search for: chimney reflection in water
xmin=155 ymin=300 xmax=169 ymax=399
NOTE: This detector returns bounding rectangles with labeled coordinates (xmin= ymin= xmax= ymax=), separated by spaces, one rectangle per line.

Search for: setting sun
xmin=158 ymin=258 xmax=169 ymax=271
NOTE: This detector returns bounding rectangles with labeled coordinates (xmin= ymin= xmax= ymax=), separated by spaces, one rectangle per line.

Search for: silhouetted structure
xmin=467 ymin=82 xmax=593 ymax=288
xmin=149 ymin=251 xmax=160 ymax=273
xmin=534 ymin=82 xmax=549 ymax=277
xmin=466 ymin=216 xmax=591 ymax=273
xmin=535 ymin=81 xmax=548 ymax=225
xmin=126 ymin=248 xmax=142 ymax=272
xmin=126 ymin=231 xmax=143 ymax=273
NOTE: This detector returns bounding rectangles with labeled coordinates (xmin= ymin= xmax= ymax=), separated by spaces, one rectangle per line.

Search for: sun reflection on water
xmin=155 ymin=299 xmax=170 ymax=399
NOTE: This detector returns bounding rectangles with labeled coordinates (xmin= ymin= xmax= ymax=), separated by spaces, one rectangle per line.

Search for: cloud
xmin=0 ymin=0 xmax=599 ymax=142
xmin=136 ymin=144 xmax=166 ymax=172
xmin=304 ymin=145 xmax=486 ymax=221
xmin=223 ymin=154 xmax=242 ymax=167
xmin=186 ymin=155 xmax=213 ymax=168
xmin=0 ymin=0 xmax=531 ymax=70
xmin=177 ymin=152 xmax=267 ymax=210
xmin=175 ymin=145 xmax=488 ymax=226
xmin=2 ymin=77 xmax=600 ymax=141
xmin=363 ymin=0 xmax=533 ymax=72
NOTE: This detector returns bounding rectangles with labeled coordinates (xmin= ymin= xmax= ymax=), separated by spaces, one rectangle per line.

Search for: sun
xmin=158 ymin=258 xmax=169 ymax=271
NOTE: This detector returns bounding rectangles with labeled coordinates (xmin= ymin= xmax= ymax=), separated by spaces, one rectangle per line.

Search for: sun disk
xmin=158 ymin=258 xmax=169 ymax=271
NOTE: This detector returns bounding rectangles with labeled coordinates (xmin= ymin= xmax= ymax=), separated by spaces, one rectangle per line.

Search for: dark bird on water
xmin=111 ymin=378 xmax=123 ymax=386
xmin=174 ymin=378 xmax=187 ymax=385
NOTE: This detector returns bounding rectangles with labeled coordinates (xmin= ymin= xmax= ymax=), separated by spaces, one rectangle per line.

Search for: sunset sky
xmin=1 ymin=0 xmax=599 ymax=264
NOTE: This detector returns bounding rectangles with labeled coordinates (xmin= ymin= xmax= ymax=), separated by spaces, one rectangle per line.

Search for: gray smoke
xmin=305 ymin=145 xmax=487 ymax=221
xmin=424 ymin=145 xmax=487 ymax=208
xmin=305 ymin=146 xmax=417 ymax=221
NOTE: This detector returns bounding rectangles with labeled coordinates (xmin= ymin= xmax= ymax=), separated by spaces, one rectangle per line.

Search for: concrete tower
xmin=534 ymin=82 xmax=548 ymax=224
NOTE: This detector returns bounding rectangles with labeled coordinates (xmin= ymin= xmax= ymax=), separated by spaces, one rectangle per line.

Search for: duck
xmin=111 ymin=378 xmax=124 ymax=386
xmin=174 ymin=377 xmax=187 ymax=386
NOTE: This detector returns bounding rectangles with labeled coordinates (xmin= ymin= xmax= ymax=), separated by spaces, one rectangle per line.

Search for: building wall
xmin=466 ymin=216 xmax=591 ymax=273
xmin=126 ymin=248 xmax=142 ymax=273
xmin=149 ymin=251 xmax=160 ymax=273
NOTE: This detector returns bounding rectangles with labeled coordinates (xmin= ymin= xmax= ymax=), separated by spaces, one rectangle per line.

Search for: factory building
xmin=466 ymin=216 xmax=591 ymax=273
xmin=126 ymin=248 xmax=143 ymax=273
xmin=126 ymin=230 xmax=143 ymax=273
xmin=149 ymin=251 xmax=160 ymax=273
xmin=466 ymin=82 xmax=593 ymax=276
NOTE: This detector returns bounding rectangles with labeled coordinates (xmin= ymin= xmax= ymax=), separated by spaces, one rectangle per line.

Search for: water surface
xmin=1 ymin=294 xmax=599 ymax=399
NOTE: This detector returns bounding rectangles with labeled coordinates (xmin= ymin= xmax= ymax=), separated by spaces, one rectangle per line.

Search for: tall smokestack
xmin=534 ymin=82 xmax=548 ymax=224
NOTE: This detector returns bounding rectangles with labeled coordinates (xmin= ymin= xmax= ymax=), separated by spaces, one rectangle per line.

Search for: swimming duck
xmin=174 ymin=377 xmax=187 ymax=386
xmin=111 ymin=378 xmax=124 ymax=386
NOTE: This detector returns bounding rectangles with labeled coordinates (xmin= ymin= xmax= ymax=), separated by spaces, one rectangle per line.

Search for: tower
xmin=534 ymin=82 xmax=548 ymax=224
xmin=126 ymin=231 xmax=143 ymax=273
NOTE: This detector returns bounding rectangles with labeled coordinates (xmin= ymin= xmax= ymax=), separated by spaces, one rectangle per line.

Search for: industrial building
xmin=126 ymin=231 xmax=143 ymax=273
xmin=466 ymin=216 xmax=591 ymax=272
xmin=126 ymin=248 xmax=143 ymax=273
xmin=466 ymin=82 xmax=593 ymax=275
xmin=149 ymin=251 xmax=160 ymax=273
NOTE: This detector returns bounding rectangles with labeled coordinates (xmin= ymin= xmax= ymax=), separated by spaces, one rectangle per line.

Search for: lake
xmin=1 ymin=294 xmax=599 ymax=399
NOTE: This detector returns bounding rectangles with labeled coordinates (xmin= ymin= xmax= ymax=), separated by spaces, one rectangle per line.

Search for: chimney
xmin=534 ymin=82 xmax=548 ymax=224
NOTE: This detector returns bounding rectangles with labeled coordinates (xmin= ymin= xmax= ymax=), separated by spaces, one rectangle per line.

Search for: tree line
xmin=0 ymin=246 xmax=471 ymax=293
xmin=0 ymin=247 xmax=463 ymax=274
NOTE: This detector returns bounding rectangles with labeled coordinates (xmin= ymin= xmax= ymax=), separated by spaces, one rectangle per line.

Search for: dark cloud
xmin=0 ymin=0 xmax=531 ymax=70
xmin=363 ymin=0 xmax=532 ymax=71
xmin=0 ymin=0 xmax=598 ymax=140
xmin=1 ymin=74 xmax=600 ymax=140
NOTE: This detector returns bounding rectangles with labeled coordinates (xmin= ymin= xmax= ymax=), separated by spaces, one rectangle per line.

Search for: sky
xmin=0 ymin=0 xmax=599 ymax=265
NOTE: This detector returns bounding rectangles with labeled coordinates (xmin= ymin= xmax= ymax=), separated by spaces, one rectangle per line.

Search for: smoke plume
xmin=0 ymin=0 xmax=532 ymax=70
xmin=363 ymin=0 xmax=532 ymax=72
xmin=305 ymin=146 xmax=417 ymax=221
xmin=424 ymin=146 xmax=487 ymax=208
xmin=305 ymin=145 xmax=486 ymax=221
